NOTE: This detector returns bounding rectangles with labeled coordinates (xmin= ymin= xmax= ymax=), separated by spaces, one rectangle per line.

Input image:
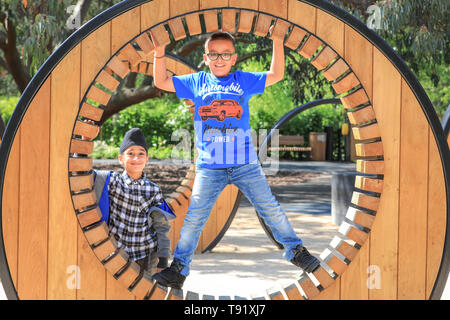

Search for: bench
xmin=267 ymin=135 xmax=312 ymax=160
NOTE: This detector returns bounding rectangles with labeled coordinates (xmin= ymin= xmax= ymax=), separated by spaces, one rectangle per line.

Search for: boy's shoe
xmin=290 ymin=245 xmax=321 ymax=273
xmin=152 ymin=259 xmax=186 ymax=289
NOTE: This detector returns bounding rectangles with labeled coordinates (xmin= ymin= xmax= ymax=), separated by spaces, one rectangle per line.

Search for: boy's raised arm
xmin=265 ymin=26 xmax=285 ymax=87
xmin=150 ymin=31 xmax=176 ymax=92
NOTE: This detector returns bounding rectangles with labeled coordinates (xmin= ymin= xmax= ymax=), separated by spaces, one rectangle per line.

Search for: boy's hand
xmin=265 ymin=24 xmax=285 ymax=87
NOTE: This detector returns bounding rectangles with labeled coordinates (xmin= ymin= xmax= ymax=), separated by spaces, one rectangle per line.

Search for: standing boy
xmin=151 ymin=31 xmax=320 ymax=289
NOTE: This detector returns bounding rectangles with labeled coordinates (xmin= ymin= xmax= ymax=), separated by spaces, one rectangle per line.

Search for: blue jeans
xmin=173 ymin=161 xmax=303 ymax=276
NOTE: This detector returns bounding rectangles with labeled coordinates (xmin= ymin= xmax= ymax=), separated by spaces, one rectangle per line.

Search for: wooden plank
xmin=70 ymin=138 xmax=94 ymax=155
xmin=259 ymin=0 xmax=288 ymax=19
xmin=352 ymin=123 xmax=381 ymax=141
xmin=345 ymin=25 xmax=374 ymax=100
xmin=73 ymin=120 xmax=100 ymax=140
xmin=200 ymin=0 xmax=227 ymax=9
xmin=48 ymin=44 xmax=81 ymax=300
xmin=17 ymin=76 xmax=51 ymax=300
xmin=288 ymin=0 xmax=316 ymax=33
xmin=69 ymin=157 xmax=93 ymax=172
xmin=103 ymin=248 xmax=128 ymax=276
xmin=69 ymin=173 xmax=94 ymax=193
xmin=347 ymin=105 xmax=376 ymax=124
xmin=355 ymin=176 xmax=383 ymax=194
xmin=106 ymin=271 xmax=135 ymax=300
xmin=72 ymin=190 xmax=97 ymax=211
xmin=283 ymin=283 xmax=305 ymax=300
xmin=120 ymin=43 xmax=142 ymax=67
xmin=313 ymin=277 xmax=340 ymax=300
xmin=297 ymin=275 xmax=320 ymax=300
xmin=106 ymin=56 xmax=130 ymax=79
xmin=93 ymin=237 xmax=118 ymax=262
xmin=341 ymin=88 xmax=370 ymax=109
xmin=426 ymin=126 xmax=447 ymax=298
xmin=141 ymin=0 xmax=170 ymax=31
xmin=331 ymin=72 xmax=360 ymax=94
xmin=79 ymin=103 xmax=104 ymax=121
xmin=148 ymin=284 xmax=169 ymax=300
xmin=322 ymin=59 xmax=349 ymax=82
xmin=351 ymin=192 xmax=380 ymax=212
xmin=340 ymin=237 xmax=369 ymax=299
xmin=84 ymin=221 xmax=109 ymax=246
xmin=116 ymin=261 xmax=140 ymax=290
xmin=316 ymin=9 xmax=345 ymax=56
xmin=221 ymin=9 xmax=237 ymax=33
xmin=185 ymin=13 xmax=203 ymax=36
xmin=150 ymin=24 xmax=171 ymax=48
xmin=77 ymin=207 xmax=103 ymax=229
xmin=298 ymin=35 xmax=323 ymax=59
xmin=112 ymin=6 xmax=141 ymax=54
xmin=339 ymin=221 xmax=369 ymax=246
xmin=169 ymin=0 xmax=200 ymax=17
xmin=270 ymin=19 xmax=291 ymax=42
xmin=329 ymin=236 xmax=359 ymax=262
xmin=355 ymin=141 xmax=383 ymax=157
xmin=168 ymin=17 xmax=187 ymax=41
xmin=311 ymin=46 xmax=337 ymax=70
xmin=203 ymin=10 xmax=219 ymax=33
xmin=346 ymin=207 xmax=376 ymax=230
xmin=135 ymin=32 xmax=155 ymax=59
xmin=253 ymin=13 xmax=273 ymax=37
xmin=2 ymin=128 xmax=21 ymax=287
xmin=237 ymin=10 xmax=255 ymax=34
xmin=131 ymin=273 xmax=154 ymax=299
xmin=356 ymin=159 xmax=384 ymax=175
xmin=398 ymin=78 xmax=429 ymax=299
xmin=284 ymin=26 xmax=307 ymax=51
xmin=369 ymin=48 xmax=401 ymax=300
xmin=86 ymin=86 xmax=111 ymax=106
xmin=229 ymin=0 xmax=258 ymax=10
xmin=320 ymin=248 xmax=347 ymax=276
xmin=312 ymin=267 xmax=335 ymax=290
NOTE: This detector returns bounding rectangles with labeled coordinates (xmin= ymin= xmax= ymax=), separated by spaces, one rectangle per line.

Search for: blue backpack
xmin=93 ymin=170 xmax=176 ymax=224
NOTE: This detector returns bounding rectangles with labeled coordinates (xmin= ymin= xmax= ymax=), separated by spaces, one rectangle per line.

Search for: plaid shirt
xmin=108 ymin=171 xmax=164 ymax=261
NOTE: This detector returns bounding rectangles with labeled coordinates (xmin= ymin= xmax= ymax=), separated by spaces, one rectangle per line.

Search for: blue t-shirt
xmin=173 ymin=70 xmax=267 ymax=169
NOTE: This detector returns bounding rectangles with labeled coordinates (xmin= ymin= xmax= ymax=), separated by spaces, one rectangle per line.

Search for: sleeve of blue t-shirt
xmin=172 ymin=73 xmax=199 ymax=100
xmin=236 ymin=71 xmax=267 ymax=96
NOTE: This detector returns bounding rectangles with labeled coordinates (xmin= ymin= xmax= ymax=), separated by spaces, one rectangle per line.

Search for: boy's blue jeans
xmin=173 ymin=161 xmax=303 ymax=276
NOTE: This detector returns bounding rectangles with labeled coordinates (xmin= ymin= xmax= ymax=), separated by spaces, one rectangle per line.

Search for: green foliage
xmin=0 ymin=96 xmax=19 ymax=125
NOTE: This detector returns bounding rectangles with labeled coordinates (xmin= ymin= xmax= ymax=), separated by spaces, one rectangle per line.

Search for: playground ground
xmin=0 ymin=160 xmax=448 ymax=300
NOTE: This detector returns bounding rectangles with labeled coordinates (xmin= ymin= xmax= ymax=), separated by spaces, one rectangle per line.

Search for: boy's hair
xmin=204 ymin=31 xmax=235 ymax=51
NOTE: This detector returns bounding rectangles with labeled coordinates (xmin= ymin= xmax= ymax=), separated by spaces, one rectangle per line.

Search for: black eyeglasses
xmin=206 ymin=52 xmax=236 ymax=61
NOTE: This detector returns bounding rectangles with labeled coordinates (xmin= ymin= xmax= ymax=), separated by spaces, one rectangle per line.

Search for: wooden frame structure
xmin=0 ymin=0 xmax=449 ymax=300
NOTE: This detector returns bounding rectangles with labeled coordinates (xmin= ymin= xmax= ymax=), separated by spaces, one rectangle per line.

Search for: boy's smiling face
xmin=203 ymin=39 xmax=237 ymax=78
xmin=118 ymin=145 xmax=148 ymax=180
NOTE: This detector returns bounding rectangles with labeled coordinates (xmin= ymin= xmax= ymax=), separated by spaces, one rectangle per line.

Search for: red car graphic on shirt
xmin=199 ymin=99 xmax=243 ymax=122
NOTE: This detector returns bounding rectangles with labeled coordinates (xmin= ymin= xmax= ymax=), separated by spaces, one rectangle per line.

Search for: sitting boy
xmin=94 ymin=127 xmax=175 ymax=275
xmin=150 ymin=30 xmax=320 ymax=289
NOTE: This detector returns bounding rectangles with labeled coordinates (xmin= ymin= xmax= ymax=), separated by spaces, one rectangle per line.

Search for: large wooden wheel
xmin=0 ymin=0 xmax=448 ymax=300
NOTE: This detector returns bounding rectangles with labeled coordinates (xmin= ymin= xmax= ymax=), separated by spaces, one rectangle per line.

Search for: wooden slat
xmin=298 ymin=35 xmax=323 ymax=59
xmin=120 ymin=43 xmax=142 ymax=67
xmin=320 ymin=248 xmax=347 ymax=276
xmin=339 ymin=221 xmax=369 ymax=246
xmin=106 ymin=272 xmax=135 ymax=300
xmin=347 ymin=105 xmax=376 ymax=124
xmin=340 ymin=238 xmax=369 ymax=299
xmin=148 ymin=284 xmax=169 ymax=300
xmin=284 ymin=26 xmax=307 ymax=51
xmin=283 ymin=283 xmax=305 ymax=300
xmin=116 ymin=261 xmax=140 ymax=289
xmin=106 ymin=55 xmax=130 ymax=79
xmin=229 ymin=0 xmax=258 ymax=10
xmin=72 ymin=190 xmax=97 ymax=211
xmin=69 ymin=157 xmax=93 ymax=172
xmin=103 ymin=248 xmax=128 ymax=275
xmin=345 ymin=207 xmax=376 ymax=230
xmin=135 ymin=32 xmax=155 ymax=58
xmin=150 ymin=24 xmax=171 ymax=48
xmin=73 ymin=120 xmax=99 ymax=140
xmin=203 ymin=10 xmax=219 ymax=33
xmin=356 ymin=159 xmax=384 ymax=175
xmin=18 ymin=76 xmax=51 ymax=299
xmin=200 ymin=0 xmax=227 ymax=9
xmin=355 ymin=176 xmax=383 ymax=194
xmin=311 ymin=46 xmax=337 ymax=70
xmin=141 ymin=0 xmax=169 ymax=31
xmin=259 ymin=0 xmax=288 ymax=19
xmin=169 ymin=0 xmax=199 ymax=17
xmin=167 ymin=288 xmax=184 ymax=300
xmin=322 ymin=59 xmax=349 ymax=82
xmin=237 ymin=10 xmax=255 ymax=33
xmin=185 ymin=13 xmax=202 ymax=36
xmin=288 ymin=0 xmax=316 ymax=33
xmin=352 ymin=123 xmax=381 ymax=141
xmin=131 ymin=273 xmax=154 ymax=299
xmin=93 ymin=237 xmax=118 ymax=262
xmin=77 ymin=207 xmax=103 ymax=228
xmin=355 ymin=141 xmax=383 ymax=157
xmin=84 ymin=221 xmax=109 ymax=245
xmin=86 ymin=86 xmax=111 ymax=106
xmin=398 ymin=79 xmax=429 ymax=299
xmin=426 ymin=126 xmax=447 ymax=298
xmin=79 ymin=103 xmax=104 ymax=121
xmin=70 ymin=138 xmax=94 ymax=155
xmin=297 ymin=275 xmax=320 ymax=300
xmin=69 ymin=173 xmax=94 ymax=192
xmin=351 ymin=192 xmax=380 ymax=212
xmin=341 ymin=88 xmax=370 ymax=109
xmin=312 ymin=267 xmax=335 ymax=290
xmin=253 ymin=13 xmax=272 ymax=37
xmin=329 ymin=236 xmax=359 ymax=262
xmin=270 ymin=19 xmax=291 ymax=42
xmin=221 ymin=9 xmax=236 ymax=33
xmin=48 ymin=43 xmax=81 ymax=300
xmin=267 ymin=287 xmax=285 ymax=300
xmin=111 ymin=5 xmax=140 ymax=53
xmin=168 ymin=17 xmax=187 ymax=41
xmin=331 ymin=72 xmax=360 ymax=94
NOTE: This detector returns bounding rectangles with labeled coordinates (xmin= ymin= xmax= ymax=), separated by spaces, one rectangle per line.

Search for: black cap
xmin=120 ymin=128 xmax=148 ymax=154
